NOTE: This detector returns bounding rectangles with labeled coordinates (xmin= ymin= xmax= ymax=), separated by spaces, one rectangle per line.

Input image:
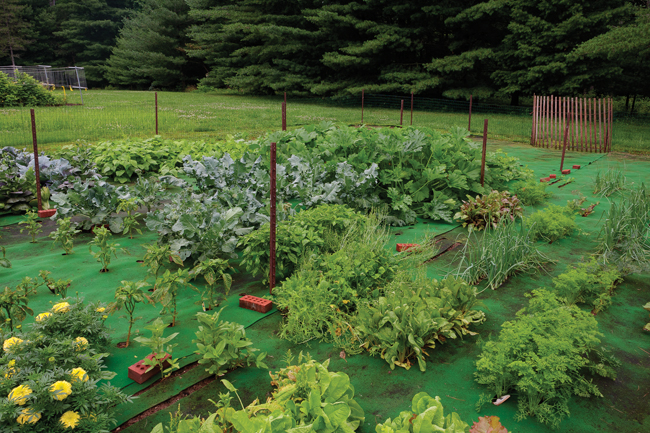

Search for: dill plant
xmin=526 ymin=204 xmax=577 ymax=243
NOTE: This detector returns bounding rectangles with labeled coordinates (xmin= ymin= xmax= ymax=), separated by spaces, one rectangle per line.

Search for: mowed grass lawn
xmin=0 ymin=89 xmax=648 ymax=154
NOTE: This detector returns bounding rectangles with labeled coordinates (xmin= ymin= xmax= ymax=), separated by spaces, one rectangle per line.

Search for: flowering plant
xmin=0 ymin=300 xmax=130 ymax=431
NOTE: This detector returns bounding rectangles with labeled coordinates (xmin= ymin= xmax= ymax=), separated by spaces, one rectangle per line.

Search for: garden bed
xmin=0 ymin=132 xmax=648 ymax=433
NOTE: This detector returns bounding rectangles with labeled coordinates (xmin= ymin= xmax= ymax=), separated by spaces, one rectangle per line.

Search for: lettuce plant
xmin=376 ymin=392 xmax=468 ymax=433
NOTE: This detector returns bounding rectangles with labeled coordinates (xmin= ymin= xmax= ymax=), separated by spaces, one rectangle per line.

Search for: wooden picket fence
xmin=531 ymin=95 xmax=613 ymax=152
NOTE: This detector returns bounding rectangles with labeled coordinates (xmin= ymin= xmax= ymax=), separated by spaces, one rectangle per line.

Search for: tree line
xmin=0 ymin=0 xmax=648 ymax=105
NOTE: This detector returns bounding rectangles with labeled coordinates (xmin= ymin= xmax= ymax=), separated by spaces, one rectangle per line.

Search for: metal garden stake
xmin=30 ymin=109 xmax=42 ymax=211
xmin=480 ymin=118 xmax=488 ymax=187
xmin=269 ymin=142 xmax=277 ymax=294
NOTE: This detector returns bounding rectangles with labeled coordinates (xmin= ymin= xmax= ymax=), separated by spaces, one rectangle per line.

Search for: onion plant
xmin=455 ymin=219 xmax=553 ymax=290
xmin=593 ymin=167 xmax=628 ymax=197
xmin=597 ymin=183 xmax=650 ymax=272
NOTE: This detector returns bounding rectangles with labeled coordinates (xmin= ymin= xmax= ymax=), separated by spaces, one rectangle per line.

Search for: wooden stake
xmin=155 ymin=92 xmax=158 ymax=135
xmin=269 ymin=142 xmax=277 ymax=294
xmin=468 ymin=94 xmax=473 ymax=132
xmin=410 ymin=92 xmax=414 ymax=126
xmin=30 ymin=109 xmax=42 ymax=211
xmin=480 ymin=119 xmax=488 ymax=187
xmin=400 ymin=99 xmax=404 ymax=126
xmin=361 ymin=89 xmax=364 ymax=124
xmin=560 ymin=119 xmax=570 ymax=172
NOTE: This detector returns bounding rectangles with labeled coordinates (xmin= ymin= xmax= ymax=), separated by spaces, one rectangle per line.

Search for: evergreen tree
xmin=0 ymin=0 xmax=32 ymax=67
xmin=304 ymin=0 xmax=459 ymax=96
xmin=570 ymin=3 xmax=649 ymax=104
xmin=53 ymin=0 xmax=133 ymax=85
xmin=106 ymin=0 xmax=202 ymax=89
xmin=186 ymin=0 xmax=323 ymax=95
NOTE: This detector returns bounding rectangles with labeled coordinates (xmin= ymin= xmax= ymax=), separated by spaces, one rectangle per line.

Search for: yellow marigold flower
xmin=70 ymin=367 xmax=88 ymax=383
xmin=35 ymin=312 xmax=52 ymax=322
xmin=5 ymin=359 xmax=18 ymax=378
xmin=8 ymin=384 xmax=32 ymax=405
xmin=95 ymin=307 xmax=105 ymax=313
xmin=3 ymin=337 xmax=23 ymax=352
xmin=102 ymin=315 xmax=108 ymax=320
xmin=50 ymin=380 xmax=72 ymax=401
xmin=73 ymin=337 xmax=88 ymax=351
xmin=52 ymin=302 xmax=70 ymax=313
xmin=16 ymin=407 xmax=41 ymax=425
xmin=60 ymin=411 xmax=80 ymax=429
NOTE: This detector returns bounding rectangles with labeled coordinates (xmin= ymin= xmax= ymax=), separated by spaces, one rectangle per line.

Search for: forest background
xmin=0 ymin=0 xmax=649 ymax=109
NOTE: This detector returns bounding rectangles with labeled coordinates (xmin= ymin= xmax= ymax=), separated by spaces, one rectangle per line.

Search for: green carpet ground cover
xmin=1 ymin=89 xmax=648 ymax=154
xmin=0 ymin=141 xmax=648 ymax=433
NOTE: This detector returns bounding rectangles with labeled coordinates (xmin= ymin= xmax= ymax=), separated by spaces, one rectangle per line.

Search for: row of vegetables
xmin=1 ymin=123 xmax=648 ymax=432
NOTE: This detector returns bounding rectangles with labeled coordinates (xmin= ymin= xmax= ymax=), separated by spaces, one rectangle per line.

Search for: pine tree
xmin=0 ymin=0 xmax=32 ymax=67
xmin=52 ymin=0 xmax=133 ymax=85
xmin=106 ymin=0 xmax=202 ymax=89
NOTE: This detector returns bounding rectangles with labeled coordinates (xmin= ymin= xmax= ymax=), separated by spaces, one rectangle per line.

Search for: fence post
xmin=468 ymin=94 xmax=473 ymax=132
xmin=410 ymin=92 xmax=413 ymax=125
xmin=73 ymin=67 xmax=83 ymax=104
xmin=560 ymin=118 xmax=570 ymax=171
xmin=282 ymin=92 xmax=287 ymax=131
xmin=30 ymin=109 xmax=42 ymax=211
xmin=480 ymin=119 xmax=488 ymax=187
xmin=155 ymin=92 xmax=158 ymax=135
xmin=269 ymin=142 xmax=277 ymax=294
xmin=400 ymin=100 xmax=404 ymax=126
xmin=361 ymin=89 xmax=364 ymax=124
xmin=531 ymin=94 xmax=536 ymax=146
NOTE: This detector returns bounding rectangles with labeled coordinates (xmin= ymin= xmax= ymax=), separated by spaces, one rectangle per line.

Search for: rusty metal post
xmin=269 ymin=142 xmax=277 ymax=294
xmin=361 ymin=89 xmax=364 ymax=124
xmin=410 ymin=92 xmax=413 ymax=125
xmin=480 ymin=119 xmax=488 ymax=187
xmin=155 ymin=92 xmax=159 ymax=135
xmin=400 ymin=99 xmax=404 ymax=126
xmin=560 ymin=117 xmax=570 ymax=171
xmin=468 ymin=94 xmax=473 ymax=132
xmin=281 ymin=102 xmax=286 ymax=131
xmin=30 ymin=109 xmax=42 ymax=211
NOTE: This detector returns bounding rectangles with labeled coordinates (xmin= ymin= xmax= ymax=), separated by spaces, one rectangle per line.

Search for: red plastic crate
xmin=239 ymin=295 xmax=272 ymax=313
xmin=128 ymin=353 xmax=171 ymax=384
xmin=561 ymin=169 xmax=571 ymax=175
xmin=573 ymin=165 xmax=581 ymax=169
xmin=549 ymin=174 xmax=557 ymax=179
xmin=396 ymin=243 xmax=420 ymax=252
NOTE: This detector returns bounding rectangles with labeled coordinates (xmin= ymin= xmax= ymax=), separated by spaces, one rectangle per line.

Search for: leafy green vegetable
xmin=376 ymin=392 xmax=468 ymax=433
xmin=356 ymin=276 xmax=485 ymax=371
xmin=454 ymin=190 xmax=523 ymax=231
xmin=193 ymin=309 xmax=268 ymax=376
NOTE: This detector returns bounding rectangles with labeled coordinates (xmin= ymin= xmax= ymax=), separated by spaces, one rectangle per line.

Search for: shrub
xmin=0 ymin=71 xmax=62 ymax=107
xmin=526 ymin=204 xmax=577 ymax=243
xmin=454 ymin=190 xmax=523 ymax=230
xmin=475 ymin=289 xmax=618 ymax=428
xmin=512 ymin=180 xmax=553 ymax=205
